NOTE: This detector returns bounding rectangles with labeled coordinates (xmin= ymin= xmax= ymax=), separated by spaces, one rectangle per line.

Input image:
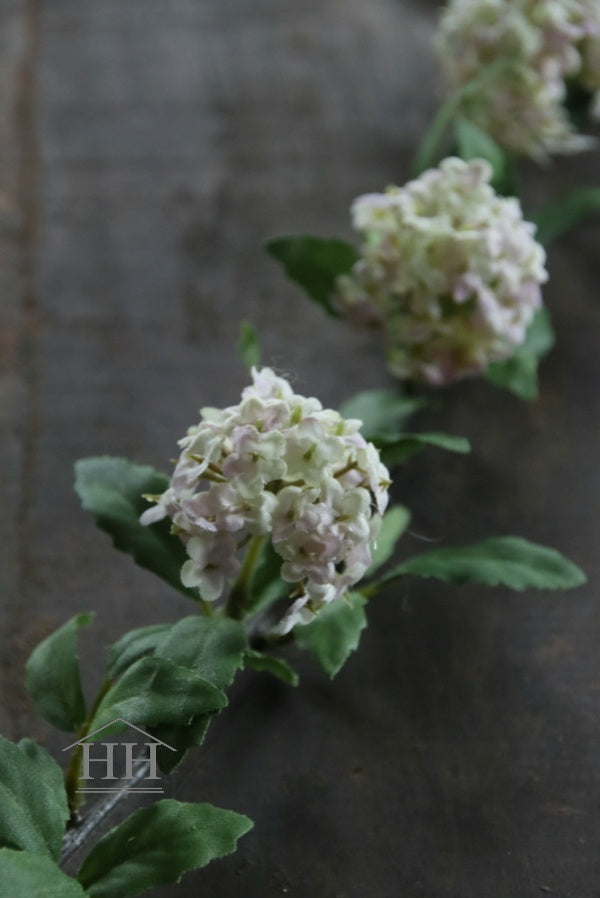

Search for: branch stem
xmin=225 ymin=535 xmax=266 ymax=619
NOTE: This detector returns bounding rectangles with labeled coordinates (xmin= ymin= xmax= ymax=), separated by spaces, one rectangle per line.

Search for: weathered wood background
xmin=1 ymin=1 xmax=599 ymax=895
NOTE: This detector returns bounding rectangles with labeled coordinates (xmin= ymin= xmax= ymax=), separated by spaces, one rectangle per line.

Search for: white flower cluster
xmin=141 ymin=368 xmax=390 ymax=633
xmin=335 ymin=158 xmax=547 ymax=385
xmin=437 ymin=0 xmax=600 ymax=158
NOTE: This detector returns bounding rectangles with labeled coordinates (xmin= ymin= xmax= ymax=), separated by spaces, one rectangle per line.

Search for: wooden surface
xmin=1 ymin=1 xmax=599 ymax=895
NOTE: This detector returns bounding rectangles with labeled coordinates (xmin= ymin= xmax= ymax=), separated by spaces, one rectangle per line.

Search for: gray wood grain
xmin=1 ymin=1 xmax=599 ymax=894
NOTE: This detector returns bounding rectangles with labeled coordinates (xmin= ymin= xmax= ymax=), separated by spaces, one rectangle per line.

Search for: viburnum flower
xmin=334 ymin=157 xmax=547 ymax=386
xmin=437 ymin=0 xmax=600 ymax=159
xmin=140 ymin=368 xmax=391 ymax=632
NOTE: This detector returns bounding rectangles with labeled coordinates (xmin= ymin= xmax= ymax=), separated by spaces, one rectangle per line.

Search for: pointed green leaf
xmin=295 ymin=592 xmax=367 ymax=678
xmin=106 ymin=623 xmax=175 ymax=679
xmin=533 ymin=186 xmax=600 ymax=246
xmin=338 ymin=389 xmax=426 ymax=443
xmin=266 ymin=235 xmax=358 ymax=316
xmin=380 ymin=432 xmax=470 ymax=465
xmin=486 ymin=309 xmax=555 ymax=400
xmin=379 ymin=536 xmax=587 ymax=591
xmin=155 ymin=616 xmax=247 ymax=690
xmin=244 ymin=649 xmax=299 ymax=686
xmin=0 ymin=737 xmax=69 ymax=859
xmin=150 ymin=716 xmax=212 ymax=775
xmin=0 ymin=849 xmax=87 ymax=898
xmin=148 ymin=617 xmax=247 ymax=773
xmin=77 ymin=799 xmax=253 ymax=898
xmin=25 ymin=613 xmax=92 ymax=733
xmin=238 ymin=320 xmax=261 ymax=371
xmin=74 ymin=457 xmax=197 ymax=600
xmin=366 ymin=505 xmax=411 ymax=576
xmin=88 ymin=656 xmax=227 ymax=735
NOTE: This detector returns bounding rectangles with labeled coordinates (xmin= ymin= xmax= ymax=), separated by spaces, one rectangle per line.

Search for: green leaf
xmin=295 ymin=592 xmax=367 ymax=678
xmin=338 ymin=389 xmax=427 ymax=442
xmin=454 ymin=117 xmax=509 ymax=192
xmin=379 ymin=536 xmax=587 ymax=591
xmin=77 ymin=799 xmax=253 ymax=898
xmin=106 ymin=623 xmax=175 ymax=679
xmin=25 ymin=613 xmax=92 ymax=733
xmin=74 ymin=457 xmax=197 ymax=601
xmin=238 ymin=320 xmax=261 ymax=371
xmin=243 ymin=649 xmax=299 ymax=686
xmin=150 ymin=717 xmax=212 ymax=776
xmin=533 ymin=186 xmax=600 ymax=246
xmin=246 ymin=539 xmax=287 ymax=615
xmin=155 ymin=616 xmax=247 ymax=689
xmin=148 ymin=616 xmax=247 ymax=774
xmin=153 ymin=617 xmax=246 ymax=772
xmin=0 ymin=849 xmax=87 ymax=898
xmin=0 ymin=736 xmax=69 ymax=859
xmin=266 ymin=236 xmax=358 ymax=316
xmin=88 ymin=656 xmax=227 ymax=735
xmin=486 ymin=309 xmax=555 ymax=400
xmin=380 ymin=432 xmax=471 ymax=465
xmin=366 ymin=505 xmax=411 ymax=576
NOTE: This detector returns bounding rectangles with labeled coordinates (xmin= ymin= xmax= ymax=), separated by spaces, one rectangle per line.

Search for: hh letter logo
xmin=63 ymin=718 xmax=175 ymax=795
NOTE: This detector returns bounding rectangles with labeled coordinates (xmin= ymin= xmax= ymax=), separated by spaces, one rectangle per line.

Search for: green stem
xmin=412 ymin=92 xmax=463 ymax=176
xmin=225 ymin=535 xmax=266 ymax=620
xmin=358 ymin=581 xmax=379 ymax=599
xmin=64 ymin=676 xmax=114 ymax=820
xmin=199 ymin=598 xmax=214 ymax=617
xmin=412 ymin=56 xmax=515 ymax=176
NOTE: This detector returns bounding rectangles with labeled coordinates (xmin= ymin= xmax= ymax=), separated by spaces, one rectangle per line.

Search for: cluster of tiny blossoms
xmin=437 ymin=0 xmax=600 ymax=159
xmin=335 ymin=158 xmax=547 ymax=386
xmin=140 ymin=368 xmax=390 ymax=633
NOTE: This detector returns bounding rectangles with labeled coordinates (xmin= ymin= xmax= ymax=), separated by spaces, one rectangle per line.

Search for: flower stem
xmin=60 ymin=755 xmax=150 ymax=867
xmin=225 ymin=535 xmax=266 ymax=619
xmin=412 ymin=56 xmax=515 ymax=175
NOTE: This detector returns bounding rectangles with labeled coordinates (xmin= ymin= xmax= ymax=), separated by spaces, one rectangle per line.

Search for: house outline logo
xmin=63 ymin=717 xmax=176 ymax=795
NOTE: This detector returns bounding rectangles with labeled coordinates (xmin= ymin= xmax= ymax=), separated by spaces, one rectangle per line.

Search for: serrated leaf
xmin=0 ymin=849 xmax=87 ymax=898
xmin=533 ymin=186 xmax=600 ymax=246
xmin=134 ymin=617 xmax=247 ymax=773
xmin=379 ymin=536 xmax=587 ymax=591
xmin=338 ymin=389 xmax=426 ymax=443
xmin=25 ymin=613 xmax=92 ymax=733
xmin=380 ymin=432 xmax=470 ymax=465
xmin=295 ymin=592 xmax=367 ymax=678
xmin=88 ymin=656 xmax=227 ymax=736
xmin=453 ymin=117 xmax=511 ymax=192
xmin=150 ymin=717 xmax=212 ymax=775
xmin=266 ymin=236 xmax=358 ymax=316
xmin=77 ymin=799 xmax=253 ymax=898
xmin=247 ymin=539 xmax=288 ymax=615
xmin=155 ymin=616 xmax=247 ymax=689
xmin=148 ymin=616 xmax=247 ymax=772
xmin=74 ymin=457 xmax=197 ymax=600
xmin=486 ymin=309 xmax=555 ymax=400
xmin=106 ymin=623 xmax=175 ymax=679
xmin=366 ymin=505 xmax=411 ymax=576
xmin=244 ymin=649 xmax=299 ymax=686
xmin=0 ymin=737 xmax=69 ymax=859
xmin=238 ymin=320 xmax=261 ymax=371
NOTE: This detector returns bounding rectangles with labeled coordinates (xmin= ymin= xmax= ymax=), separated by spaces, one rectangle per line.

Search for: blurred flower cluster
xmin=335 ymin=157 xmax=547 ymax=385
xmin=437 ymin=0 xmax=600 ymax=158
xmin=141 ymin=367 xmax=390 ymax=632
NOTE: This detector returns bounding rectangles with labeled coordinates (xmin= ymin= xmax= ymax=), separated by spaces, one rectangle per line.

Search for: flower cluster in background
xmin=437 ymin=0 xmax=600 ymax=158
xmin=141 ymin=368 xmax=390 ymax=632
xmin=335 ymin=157 xmax=547 ymax=385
